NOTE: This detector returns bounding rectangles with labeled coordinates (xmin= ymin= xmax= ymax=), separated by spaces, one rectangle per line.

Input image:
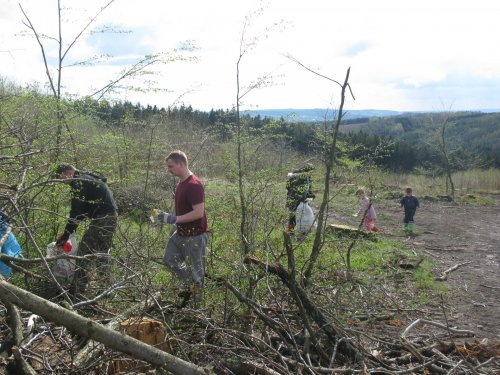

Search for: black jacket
xmin=400 ymin=195 xmax=419 ymax=212
xmin=62 ymin=173 xmax=117 ymax=239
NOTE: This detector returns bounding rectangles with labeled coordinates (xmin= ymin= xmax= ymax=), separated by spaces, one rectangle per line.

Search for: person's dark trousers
xmin=71 ymin=213 xmax=117 ymax=296
xmin=404 ymin=210 xmax=416 ymax=224
xmin=287 ymin=200 xmax=301 ymax=230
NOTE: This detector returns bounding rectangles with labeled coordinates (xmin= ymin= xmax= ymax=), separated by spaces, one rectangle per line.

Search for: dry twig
xmin=435 ymin=262 xmax=472 ymax=281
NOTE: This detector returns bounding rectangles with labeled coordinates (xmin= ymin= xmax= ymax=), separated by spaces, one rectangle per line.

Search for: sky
xmin=1 ymin=0 xmax=500 ymax=112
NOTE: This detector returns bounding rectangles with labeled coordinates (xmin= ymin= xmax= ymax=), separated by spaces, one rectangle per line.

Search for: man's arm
xmin=175 ymin=202 xmax=205 ymax=224
xmin=62 ymin=183 xmax=88 ymax=238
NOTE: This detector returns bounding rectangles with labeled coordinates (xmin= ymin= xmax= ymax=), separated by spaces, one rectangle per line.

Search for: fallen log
xmin=329 ymin=224 xmax=375 ymax=239
xmin=480 ymin=284 xmax=500 ymax=290
xmin=401 ymin=318 xmax=475 ymax=338
xmin=0 ymin=279 xmax=207 ymax=375
xmin=435 ymin=262 xmax=471 ymax=281
xmin=73 ymin=290 xmax=163 ymax=366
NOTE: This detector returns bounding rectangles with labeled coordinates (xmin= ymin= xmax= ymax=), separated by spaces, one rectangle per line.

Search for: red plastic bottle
xmin=63 ymin=241 xmax=72 ymax=253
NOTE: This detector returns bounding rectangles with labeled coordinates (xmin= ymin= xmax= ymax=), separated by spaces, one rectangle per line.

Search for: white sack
xmin=46 ymin=232 xmax=78 ymax=283
xmin=295 ymin=202 xmax=317 ymax=233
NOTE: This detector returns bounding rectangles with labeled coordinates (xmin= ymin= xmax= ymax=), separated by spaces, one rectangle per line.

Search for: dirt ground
xmin=375 ymin=195 xmax=500 ymax=341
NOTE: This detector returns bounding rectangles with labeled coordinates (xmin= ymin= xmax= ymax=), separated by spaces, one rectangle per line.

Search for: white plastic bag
xmin=295 ymin=201 xmax=317 ymax=234
xmin=46 ymin=232 xmax=78 ymax=283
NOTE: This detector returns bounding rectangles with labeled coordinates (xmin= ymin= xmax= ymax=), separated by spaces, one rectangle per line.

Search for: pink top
xmin=358 ymin=197 xmax=376 ymax=219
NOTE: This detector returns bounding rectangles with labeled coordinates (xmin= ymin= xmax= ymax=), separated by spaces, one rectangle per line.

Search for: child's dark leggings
xmin=404 ymin=210 xmax=416 ymax=224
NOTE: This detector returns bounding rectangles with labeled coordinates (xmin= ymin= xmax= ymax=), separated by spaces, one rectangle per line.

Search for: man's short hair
xmin=166 ymin=150 xmax=188 ymax=166
xmin=54 ymin=163 xmax=75 ymax=176
xmin=405 ymin=187 xmax=413 ymax=194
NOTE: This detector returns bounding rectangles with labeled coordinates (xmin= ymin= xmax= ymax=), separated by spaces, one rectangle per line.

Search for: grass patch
xmin=414 ymin=259 xmax=449 ymax=293
xmin=150 ymin=267 xmax=170 ymax=285
xmin=381 ymin=168 xmax=500 ymax=196
xmin=346 ymin=240 xmax=391 ymax=272
xmin=456 ymin=194 xmax=496 ymax=206
xmin=416 ymin=292 xmax=431 ymax=304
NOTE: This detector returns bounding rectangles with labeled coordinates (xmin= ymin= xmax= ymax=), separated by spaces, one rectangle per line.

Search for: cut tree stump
xmin=109 ymin=317 xmax=172 ymax=374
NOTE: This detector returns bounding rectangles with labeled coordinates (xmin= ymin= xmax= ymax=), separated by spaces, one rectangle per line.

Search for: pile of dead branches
xmin=1 ymin=239 xmax=498 ymax=375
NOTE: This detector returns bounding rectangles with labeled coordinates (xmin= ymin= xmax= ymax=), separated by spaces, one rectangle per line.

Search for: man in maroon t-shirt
xmin=157 ymin=150 xmax=208 ymax=301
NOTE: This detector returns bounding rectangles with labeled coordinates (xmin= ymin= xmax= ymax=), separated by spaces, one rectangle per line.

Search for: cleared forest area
xmin=1 ymin=83 xmax=499 ymax=374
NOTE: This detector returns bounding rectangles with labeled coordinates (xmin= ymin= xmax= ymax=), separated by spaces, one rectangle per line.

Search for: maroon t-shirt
xmin=175 ymin=174 xmax=208 ymax=237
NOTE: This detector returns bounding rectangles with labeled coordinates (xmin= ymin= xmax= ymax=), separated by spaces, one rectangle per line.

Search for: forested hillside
xmin=341 ymin=112 xmax=500 ymax=169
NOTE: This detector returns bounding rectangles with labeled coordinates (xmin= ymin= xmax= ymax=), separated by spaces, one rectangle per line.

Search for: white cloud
xmin=1 ymin=0 xmax=499 ymax=111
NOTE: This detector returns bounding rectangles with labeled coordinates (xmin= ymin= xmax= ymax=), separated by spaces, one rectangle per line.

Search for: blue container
xmin=0 ymin=216 xmax=23 ymax=278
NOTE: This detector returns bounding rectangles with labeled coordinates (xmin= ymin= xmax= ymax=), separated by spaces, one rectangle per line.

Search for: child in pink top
xmin=354 ymin=189 xmax=378 ymax=232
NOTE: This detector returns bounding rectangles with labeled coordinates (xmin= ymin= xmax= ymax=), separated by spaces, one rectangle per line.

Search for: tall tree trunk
xmin=303 ymin=67 xmax=351 ymax=285
xmin=439 ymin=115 xmax=455 ymax=199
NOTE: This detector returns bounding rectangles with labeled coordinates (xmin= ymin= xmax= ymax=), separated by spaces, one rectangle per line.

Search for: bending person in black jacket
xmin=55 ymin=163 xmax=118 ymax=296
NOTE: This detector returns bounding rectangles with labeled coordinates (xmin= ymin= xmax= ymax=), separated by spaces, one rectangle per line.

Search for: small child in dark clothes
xmin=400 ymin=187 xmax=419 ymax=234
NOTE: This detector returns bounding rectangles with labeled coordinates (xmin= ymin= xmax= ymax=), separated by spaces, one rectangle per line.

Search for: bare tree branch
xmin=18 ymin=3 xmax=57 ymax=98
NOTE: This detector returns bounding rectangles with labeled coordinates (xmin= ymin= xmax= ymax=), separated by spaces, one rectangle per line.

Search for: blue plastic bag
xmin=0 ymin=216 xmax=23 ymax=278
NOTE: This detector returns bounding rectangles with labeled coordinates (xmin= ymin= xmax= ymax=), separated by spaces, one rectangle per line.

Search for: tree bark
xmin=0 ymin=279 xmax=207 ymax=375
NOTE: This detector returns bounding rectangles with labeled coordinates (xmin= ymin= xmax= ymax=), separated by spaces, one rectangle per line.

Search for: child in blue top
xmin=400 ymin=187 xmax=419 ymax=234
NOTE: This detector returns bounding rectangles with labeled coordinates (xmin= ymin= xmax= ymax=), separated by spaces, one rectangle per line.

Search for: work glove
xmin=157 ymin=211 xmax=176 ymax=225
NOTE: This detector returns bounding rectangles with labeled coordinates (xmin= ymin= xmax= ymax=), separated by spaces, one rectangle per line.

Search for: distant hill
xmin=245 ymin=108 xmax=402 ymax=122
xmin=245 ymin=108 xmax=500 ymax=122
xmin=342 ymin=111 xmax=500 ymax=167
xmin=243 ymin=108 xmax=500 ymax=168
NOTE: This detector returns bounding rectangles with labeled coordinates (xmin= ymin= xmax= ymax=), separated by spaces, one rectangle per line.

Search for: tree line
xmin=69 ymin=96 xmax=500 ymax=173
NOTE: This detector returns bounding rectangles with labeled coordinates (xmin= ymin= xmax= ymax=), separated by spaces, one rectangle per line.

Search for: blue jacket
xmin=0 ymin=216 xmax=23 ymax=277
